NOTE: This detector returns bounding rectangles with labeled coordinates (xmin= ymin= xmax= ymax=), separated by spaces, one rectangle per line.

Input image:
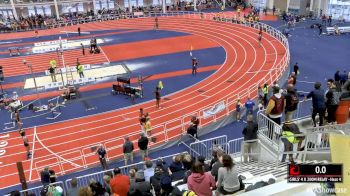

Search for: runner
xmin=258 ymin=31 xmax=262 ymax=46
xmin=154 ymin=17 xmax=159 ymax=30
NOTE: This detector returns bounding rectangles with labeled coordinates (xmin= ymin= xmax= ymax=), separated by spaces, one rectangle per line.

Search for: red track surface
xmin=0 ymin=48 xmax=109 ymax=77
xmin=0 ymin=16 xmax=287 ymax=189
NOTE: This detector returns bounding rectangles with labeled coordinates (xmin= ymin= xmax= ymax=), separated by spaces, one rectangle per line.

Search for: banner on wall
xmin=203 ymin=101 xmax=226 ymax=119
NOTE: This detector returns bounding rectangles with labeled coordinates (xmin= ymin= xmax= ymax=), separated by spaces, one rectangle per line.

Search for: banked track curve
xmin=0 ymin=16 xmax=288 ymax=189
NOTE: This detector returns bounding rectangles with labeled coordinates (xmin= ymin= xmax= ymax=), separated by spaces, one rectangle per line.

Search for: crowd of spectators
xmin=61 ymin=150 xmax=249 ymax=196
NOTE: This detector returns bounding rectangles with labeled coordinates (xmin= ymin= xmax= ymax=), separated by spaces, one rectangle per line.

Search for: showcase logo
xmin=312 ymin=187 xmax=347 ymax=194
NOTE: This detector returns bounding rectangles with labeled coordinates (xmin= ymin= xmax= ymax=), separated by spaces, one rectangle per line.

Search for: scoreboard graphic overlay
xmin=288 ymin=164 xmax=343 ymax=183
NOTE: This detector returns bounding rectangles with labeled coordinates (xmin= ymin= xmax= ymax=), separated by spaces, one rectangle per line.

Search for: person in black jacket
xmin=150 ymin=167 xmax=164 ymax=196
xmin=242 ymin=115 xmax=258 ymax=162
xmin=97 ymin=144 xmax=108 ymax=170
xmin=128 ymin=171 xmax=152 ymax=196
xmin=325 ymin=79 xmax=341 ymax=124
xmin=138 ymin=133 xmax=149 ymax=161
xmin=123 ymin=136 xmax=134 ymax=165
xmin=40 ymin=167 xmax=50 ymax=185
xmin=293 ymin=62 xmax=299 ymax=77
xmin=284 ymin=85 xmax=299 ymax=121
xmin=306 ymin=82 xmax=326 ymax=127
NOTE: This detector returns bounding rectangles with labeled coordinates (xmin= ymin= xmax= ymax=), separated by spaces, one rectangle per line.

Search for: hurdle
xmin=3 ymin=112 xmax=15 ymax=130
xmin=46 ymin=96 xmax=65 ymax=120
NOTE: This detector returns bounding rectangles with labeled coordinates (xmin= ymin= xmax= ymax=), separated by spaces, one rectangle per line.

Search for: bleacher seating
xmin=326 ymin=26 xmax=350 ymax=35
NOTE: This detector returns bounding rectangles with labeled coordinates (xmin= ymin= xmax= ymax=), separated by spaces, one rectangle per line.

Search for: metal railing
xmin=305 ymin=123 xmax=350 ymax=135
xmin=4 ymin=181 xmax=65 ymax=196
xmin=257 ymin=112 xmax=282 ymax=150
xmin=227 ymin=137 xmax=244 ymax=157
xmin=64 ymin=151 xmax=188 ymax=190
xmin=189 ymin=135 xmax=227 ymax=160
xmin=273 ymin=128 xmax=346 ymax=168
xmin=0 ymin=11 xmax=290 ymax=190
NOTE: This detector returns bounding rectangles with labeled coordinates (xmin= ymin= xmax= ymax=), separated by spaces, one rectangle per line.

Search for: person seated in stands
xmin=211 ymin=151 xmax=224 ymax=181
xmin=150 ymin=167 xmax=163 ymax=196
xmin=184 ymin=155 xmax=208 ymax=184
xmin=187 ymin=161 xmax=216 ymax=196
xmin=143 ymin=160 xmax=154 ymax=182
xmin=217 ymin=154 xmax=242 ymax=195
xmin=181 ymin=153 xmax=193 ymax=171
xmin=128 ymin=170 xmax=152 ymax=196
xmin=89 ymin=179 xmax=106 ymax=195
xmin=159 ymin=175 xmax=183 ymax=196
xmin=168 ymin=154 xmax=185 ymax=181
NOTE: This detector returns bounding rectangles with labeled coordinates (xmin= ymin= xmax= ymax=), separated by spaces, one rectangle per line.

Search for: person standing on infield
xmin=97 ymin=144 xmax=108 ymax=170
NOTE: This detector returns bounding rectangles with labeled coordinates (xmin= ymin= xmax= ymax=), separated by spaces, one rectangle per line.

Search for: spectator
xmin=129 ymin=168 xmax=137 ymax=186
xmin=340 ymin=70 xmax=348 ymax=86
xmin=334 ymin=70 xmax=341 ymax=91
xmin=187 ymin=161 xmax=216 ymax=196
xmin=103 ymin=175 xmax=113 ymax=195
xmin=217 ymin=154 xmax=241 ymax=195
xmin=284 ymin=85 xmax=299 ymax=121
xmin=168 ymin=154 xmax=185 ymax=181
xmin=281 ymin=121 xmax=305 ymax=163
xmin=123 ymin=136 xmax=134 ymax=165
xmin=266 ymin=86 xmax=285 ymax=138
xmin=236 ymin=99 xmax=243 ymax=121
xmin=144 ymin=160 xmax=155 ymax=182
xmin=287 ymin=72 xmax=296 ymax=86
xmin=211 ymin=151 xmax=224 ymax=181
xmin=160 ymin=174 xmax=182 ymax=196
xmin=210 ymin=141 xmax=224 ymax=170
xmin=155 ymin=159 xmax=168 ymax=174
xmin=49 ymin=169 xmax=56 ymax=183
xmin=307 ymin=82 xmax=326 ymax=127
xmin=245 ymin=97 xmax=255 ymax=114
xmin=110 ymin=167 xmax=130 ymax=196
xmin=40 ymin=167 xmax=50 ymax=185
xmin=128 ymin=171 xmax=152 ymax=196
xmin=47 ymin=185 xmax=63 ymax=196
xmin=89 ymin=179 xmax=106 ymax=196
xmin=78 ymin=186 xmax=93 ymax=196
xmin=182 ymin=153 xmax=193 ymax=171
xmin=342 ymin=72 xmax=350 ymax=94
xmin=138 ymin=133 xmax=149 ymax=161
xmin=67 ymin=177 xmax=79 ymax=196
xmin=150 ymin=167 xmax=164 ymax=196
xmin=197 ymin=156 xmax=210 ymax=172
xmin=263 ymin=83 xmax=269 ymax=107
xmin=242 ymin=114 xmax=258 ymax=162
xmin=325 ymin=79 xmax=341 ymax=124
xmin=97 ymin=144 xmax=108 ymax=170
xmin=293 ymin=62 xmax=299 ymax=76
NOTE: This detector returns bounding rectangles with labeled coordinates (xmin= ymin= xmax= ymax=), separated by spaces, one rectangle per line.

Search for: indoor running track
xmin=0 ymin=16 xmax=287 ymax=189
